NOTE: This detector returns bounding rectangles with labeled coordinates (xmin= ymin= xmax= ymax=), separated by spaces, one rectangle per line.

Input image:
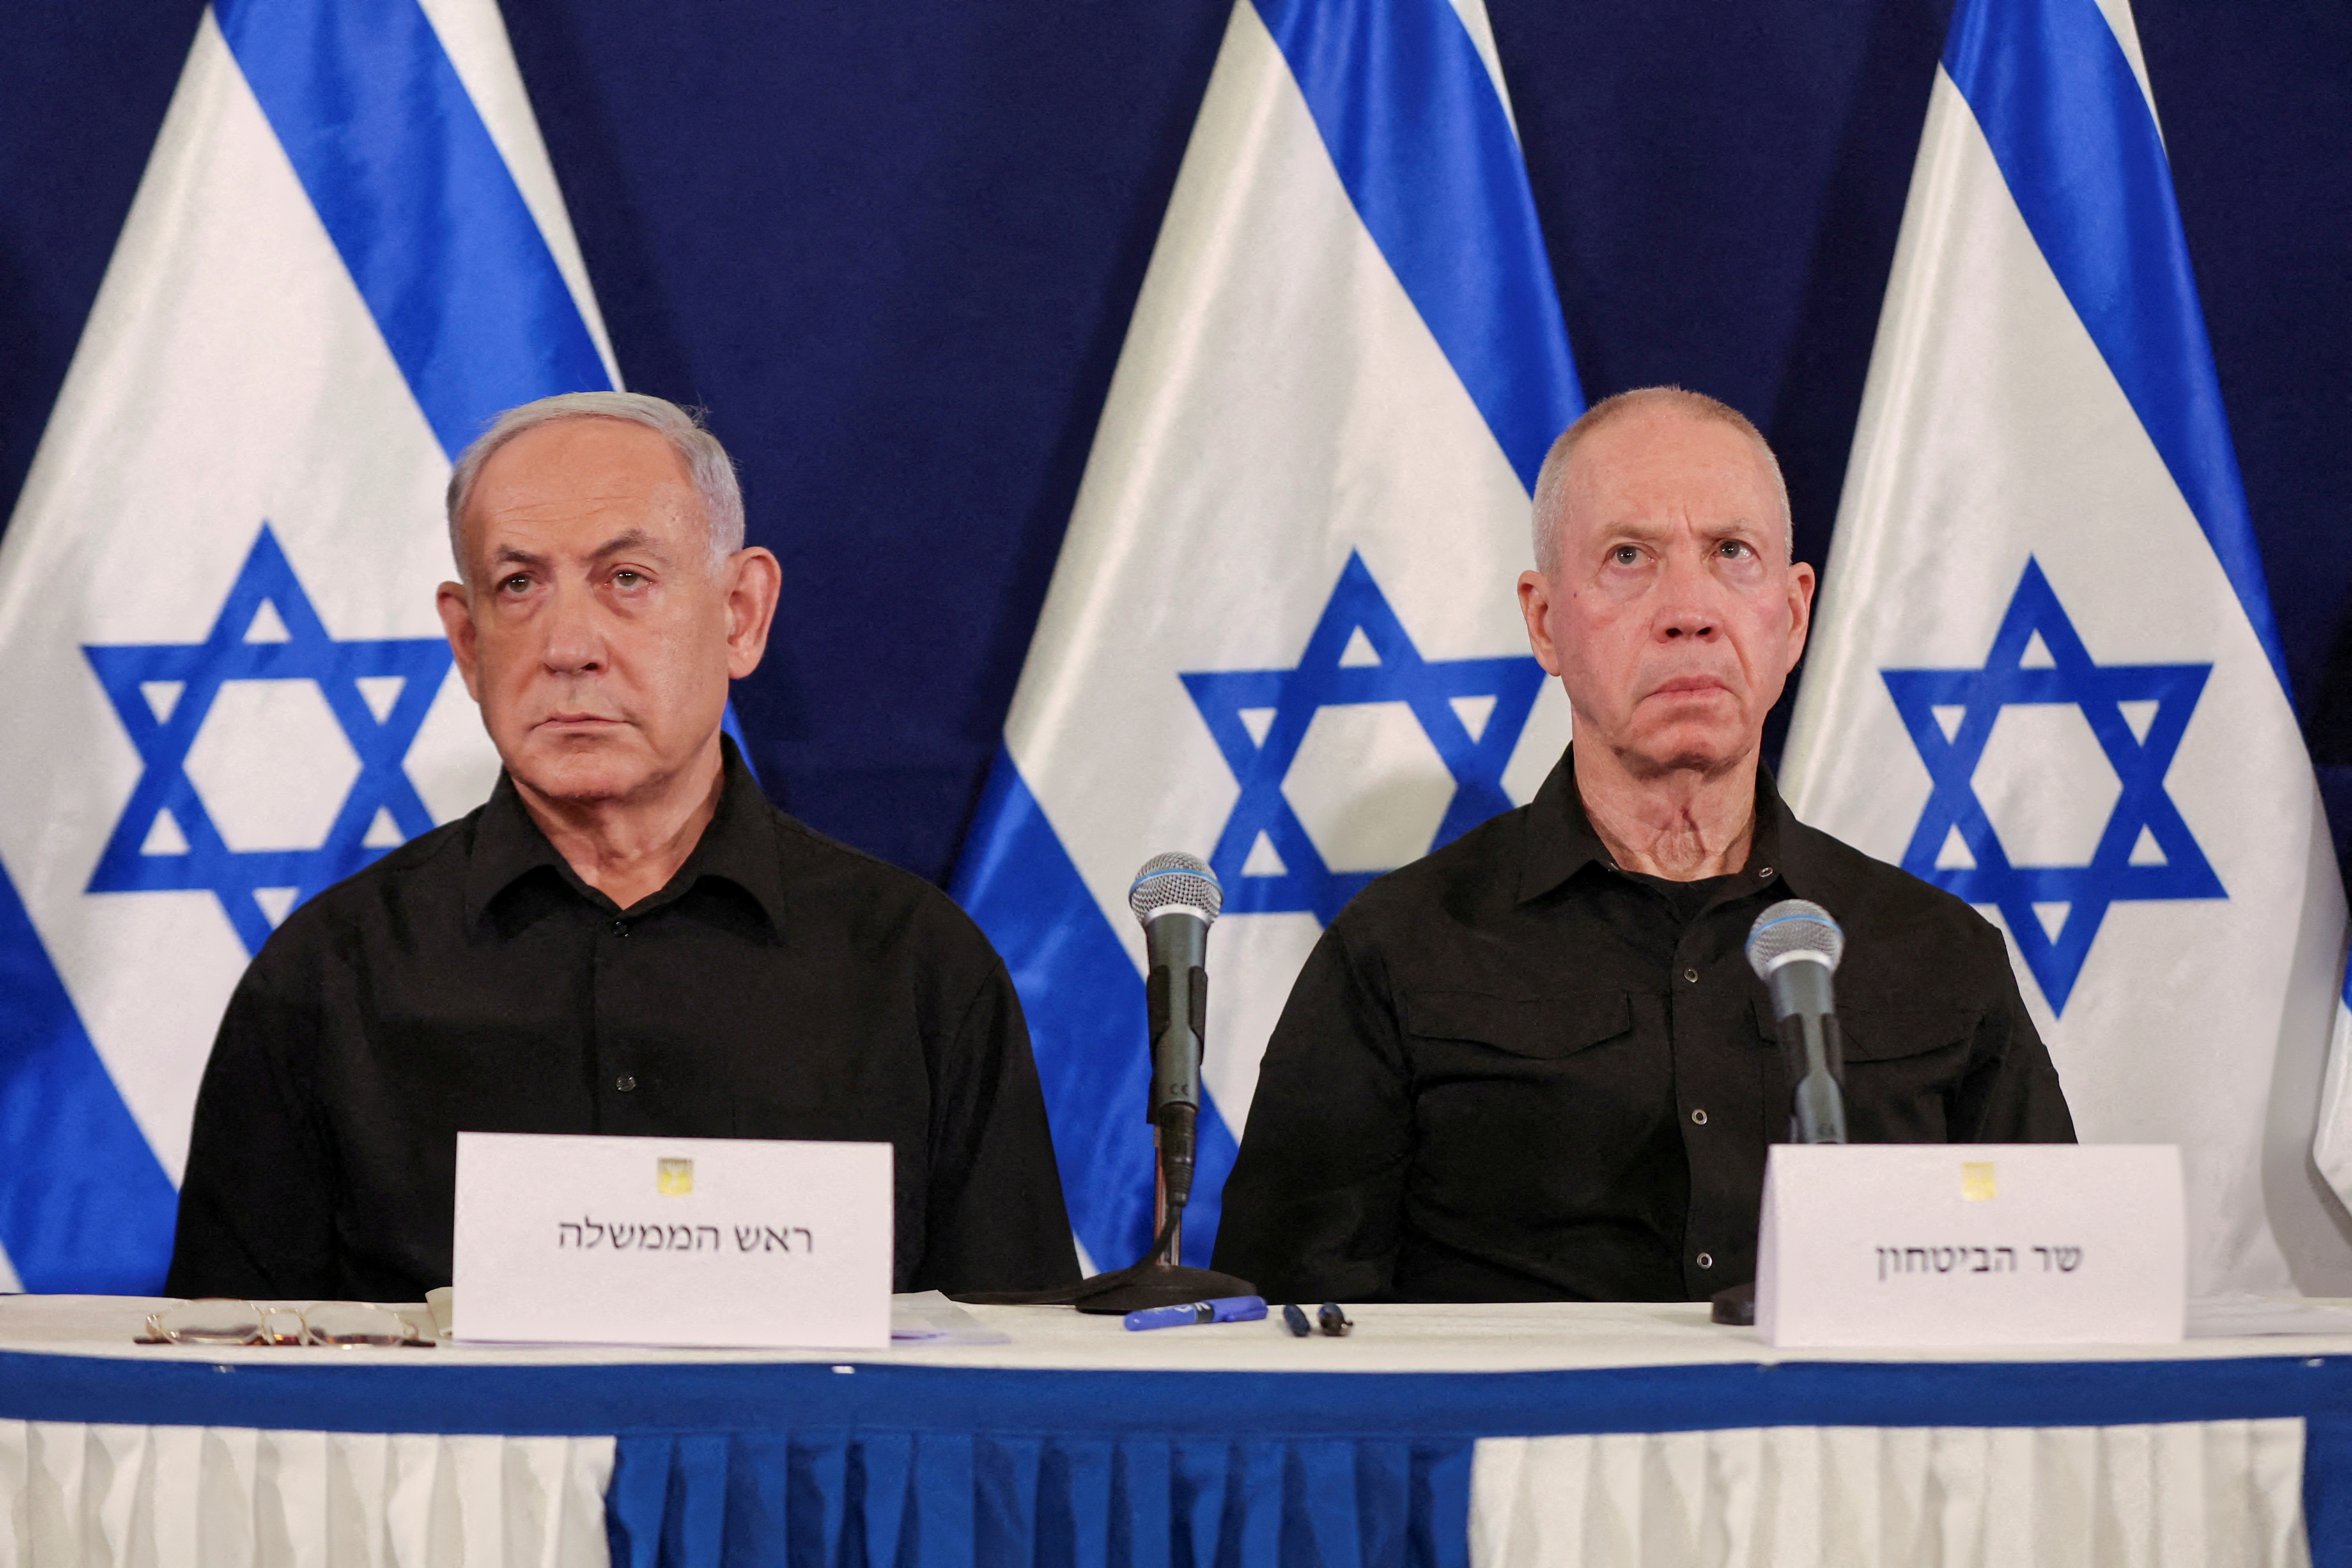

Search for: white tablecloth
xmin=1474 ymin=1420 xmax=2308 ymax=1568
xmin=1 ymin=1420 xmax=611 ymax=1568
xmin=2 ymin=1294 xmax=2346 ymax=1567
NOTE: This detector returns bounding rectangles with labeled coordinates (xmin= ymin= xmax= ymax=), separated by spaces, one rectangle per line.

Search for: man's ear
xmin=1784 ymin=560 xmax=1817 ymax=671
xmin=435 ymin=582 xmax=483 ymax=703
xmin=1518 ymin=570 xmax=1564 ymax=676
xmin=724 ymin=547 xmax=783 ymax=680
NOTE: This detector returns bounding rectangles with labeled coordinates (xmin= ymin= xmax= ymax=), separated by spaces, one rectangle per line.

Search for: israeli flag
xmin=0 ymin=0 xmax=616 ymax=1291
xmin=952 ymin=0 xmax=1581 ymax=1271
xmin=2319 ymin=959 xmax=2352 ymax=1210
xmin=1780 ymin=0 xmax=2351 ymax=1293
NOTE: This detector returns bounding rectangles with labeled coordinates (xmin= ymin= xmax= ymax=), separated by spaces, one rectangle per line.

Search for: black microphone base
xmin=1075 ymin=1263 xmax=1257 ymax=1315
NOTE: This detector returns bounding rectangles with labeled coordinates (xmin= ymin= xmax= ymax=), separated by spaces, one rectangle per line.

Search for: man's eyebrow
xmin=588 ymin=529 xmax=668 ymax=562
xmin=1593 ymin=514 xmax=1671 ymax=538
xmin=487 ymin=532 xmax=672 ymax=572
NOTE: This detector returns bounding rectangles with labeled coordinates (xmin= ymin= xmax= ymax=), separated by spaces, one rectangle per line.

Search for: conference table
xmin=5 ymin=1292 xmax=2352 ymax=1568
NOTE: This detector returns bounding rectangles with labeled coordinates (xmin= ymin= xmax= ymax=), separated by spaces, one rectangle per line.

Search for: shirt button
xmin=1683 ymin=968 xmax=1699 ymax=983
xmin=1696 ymin=1252 xmax=1714 ymax=1270
xmin=615 ymin=1074 xmax=637 ymax=1092
xmin=1690 ymin=1107 xmax=1708 ymax=1126
xmin=1757 ymin=867 xmax=1773 ymax=880
xmin=611 ymin=920 xmax=630 ymax=937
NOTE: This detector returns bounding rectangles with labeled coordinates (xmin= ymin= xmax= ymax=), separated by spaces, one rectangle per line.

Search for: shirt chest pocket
xmin=1397 ymin=989 xmax=1667 ymax=1182
xmin=1400 ymin=989 xmax=1636 ymax=1076
xmin=1752 ymin=1000 xmax=1979 ymax=1140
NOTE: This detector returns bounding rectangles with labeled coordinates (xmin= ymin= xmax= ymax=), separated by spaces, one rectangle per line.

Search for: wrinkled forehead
xmin=1557 ymin=407 xmax=1791 ymax=552
xmin=461 ymin=419 xmax=701 ymax=556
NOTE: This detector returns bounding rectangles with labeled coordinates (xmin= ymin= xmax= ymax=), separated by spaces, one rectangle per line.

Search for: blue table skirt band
xmin=609 ymin=1431 xmax=1471 ymax=1568
xmin=12 ymin=1351 xmax=2352 ymax=1567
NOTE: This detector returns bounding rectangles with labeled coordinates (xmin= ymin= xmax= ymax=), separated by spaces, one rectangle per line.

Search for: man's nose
xmin=538 ymin=582 xmax=607 ymax=674
xmin=1655 ymin=550 xmax=1721 ymax=641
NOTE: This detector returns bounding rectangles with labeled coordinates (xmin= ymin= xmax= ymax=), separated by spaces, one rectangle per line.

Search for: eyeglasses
xmin=140 ymin=1298 xmax=436 ymax=1349
xmin=1280 ymin=1301 xmax=1354 ymax=1338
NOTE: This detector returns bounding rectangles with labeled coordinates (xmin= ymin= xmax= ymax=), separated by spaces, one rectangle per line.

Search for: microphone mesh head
xmin=1129 ymin=852 xmax=1223 ymax=925
xmin=1745 ymin=898 xmax=1844 ymax=979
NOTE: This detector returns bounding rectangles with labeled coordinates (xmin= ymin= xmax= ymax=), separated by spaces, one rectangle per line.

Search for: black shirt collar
xmin=1516 ymin=744 xmax=1807 ymax=905
xmin=462 ymin=734 xmax=786 ymax=932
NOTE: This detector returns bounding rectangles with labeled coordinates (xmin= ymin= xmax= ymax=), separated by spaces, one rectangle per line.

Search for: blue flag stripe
xmin=215 ymin=0 xmax=612 ymax=459
xmin=951 ymin=750 xmax=1238 ymax=1271
xmin=0 ymin=862 xmax=179 ymax=1291
xmin=1942 ymin=0 xmax=2288 ymax=694
xmin=1253 ymin=0 xmax=1583 ymax=492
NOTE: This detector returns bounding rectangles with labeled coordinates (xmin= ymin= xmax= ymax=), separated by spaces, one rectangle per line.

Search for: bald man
xmin=1213 ymin=387 xmax=2073 ymax=1305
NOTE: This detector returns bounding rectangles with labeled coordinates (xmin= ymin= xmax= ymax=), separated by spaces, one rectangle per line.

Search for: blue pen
xmin=1123 ymin=1295 xmax=1268 ymax=1331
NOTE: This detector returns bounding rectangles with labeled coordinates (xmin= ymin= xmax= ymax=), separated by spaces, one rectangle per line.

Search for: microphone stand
xmin=1073 ymin=1104 xmax=1255 ymax=1314
xmin=924 ymin=855 xmax=1256 ymax=1315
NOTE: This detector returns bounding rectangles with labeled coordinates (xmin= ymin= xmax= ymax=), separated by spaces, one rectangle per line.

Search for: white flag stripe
xmin=2318 ymin=977 xmax=2352 ymax=1204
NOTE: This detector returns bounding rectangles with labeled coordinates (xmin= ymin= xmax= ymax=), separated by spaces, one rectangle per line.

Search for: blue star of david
xmin=1882 ymin=557 xmax=2222 ymax=1014
xmin=83 ymin=525 xmax=453 ymax=957
xmin=1182 ymin=552 xmax=1545 ymax=923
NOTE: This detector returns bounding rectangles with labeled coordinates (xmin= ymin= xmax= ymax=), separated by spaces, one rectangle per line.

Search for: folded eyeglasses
xmin=140 ymin=1298 xmax=437 ymax=1349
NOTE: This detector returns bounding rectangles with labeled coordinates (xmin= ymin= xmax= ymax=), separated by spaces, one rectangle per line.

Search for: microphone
xmin=1037 ymin=851 xmax=1253 ymax=1313
xmin=944 ymin=853 xmax=1248 ymax=1311
xmin=1128 ymin=853 xmax=1223 ymax=1211
xmin=1746 ymin=899 xmax=1848 ymax=1145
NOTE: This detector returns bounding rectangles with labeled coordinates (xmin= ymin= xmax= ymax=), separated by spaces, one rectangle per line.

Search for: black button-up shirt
xmin=166 ymin=740 xmax=1079 ymax=1302
xmin=1212 ymin=747 xmax=2074 ymax=1303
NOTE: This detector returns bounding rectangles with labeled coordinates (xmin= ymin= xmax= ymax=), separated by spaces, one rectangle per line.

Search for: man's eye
xmin=500 ymin=575 xmax=532 ymax=594
xmin=1611 ymin=546 xmax=1641 ymax=565
xmin=1720 ymin=540 xmax=1752 ymax=559
xmin=614 ymin=570 xmax=642 ymax=588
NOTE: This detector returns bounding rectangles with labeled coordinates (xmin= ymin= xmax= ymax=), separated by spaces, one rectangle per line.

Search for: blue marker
xmin=1123 ymin=1295 xmax=1268 ymax=1331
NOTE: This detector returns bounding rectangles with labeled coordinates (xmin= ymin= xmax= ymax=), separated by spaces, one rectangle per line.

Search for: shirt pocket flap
xmin=1400 ymin=989 xmax=1632 ymax=1059
xmin=1843 ymin=1007 xmax=1979 ymax=1062
xmin=1752 ymin=999 xmax=1977 ymax=1062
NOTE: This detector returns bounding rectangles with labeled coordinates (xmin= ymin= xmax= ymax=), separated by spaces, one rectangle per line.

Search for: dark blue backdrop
xmin=4 ymin=0 xmax=2348 ymax=884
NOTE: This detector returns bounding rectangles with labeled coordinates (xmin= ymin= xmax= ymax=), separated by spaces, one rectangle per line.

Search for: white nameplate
xmin=452 ymin=1131 xmax=892 ymax=1349
xmin=1756 ymin=1144 xmax=2183 ymax=1347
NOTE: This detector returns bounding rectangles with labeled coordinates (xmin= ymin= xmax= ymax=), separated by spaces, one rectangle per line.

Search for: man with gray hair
xmin=168 ymin=392 xmax=1079 ymax=1301
xmin=1215 ymin=387 xmax=2073 ymax=1304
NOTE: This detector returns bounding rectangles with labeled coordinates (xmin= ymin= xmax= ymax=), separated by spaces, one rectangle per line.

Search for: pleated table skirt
xmin=1 ymin=1417 xmax=2313 ymax=1568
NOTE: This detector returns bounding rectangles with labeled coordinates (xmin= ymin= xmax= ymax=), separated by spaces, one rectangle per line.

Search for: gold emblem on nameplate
xmin=657 ymin=1158 xmax=694 ymax=1196
xmin=1961 ymin=1162 xmax=1996 ymax=1202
